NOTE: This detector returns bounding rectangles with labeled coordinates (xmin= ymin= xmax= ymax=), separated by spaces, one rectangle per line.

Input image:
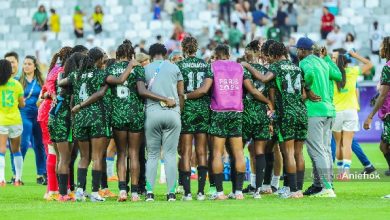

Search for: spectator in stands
xmin=164 ymin=0 xmax=177 ymax=16
xmin=214 ymin=29 xmax=225 ymax=44
xmin=4 ymin=52 xmax=20 ymax=78
xmin=229 ymin=22 xmax=243 ymax=54
xmin=49 ymin=9 xmax=60 ymax=38
xmin=219 ymin=0 xmax=231 ymax=25
xmin=153 ymin=0 xmax=162 ymax=20
xmin=156 ymin=35 xmax=163 ymax=44
xmin=370 ymin=21 xmax=384 ymax=63
xmin=285 ymin=2 xmax=298 ymax=37
xmin=172 ymin=3 xmax=184 ymax=28
xmin=252 ymin=3 xmax=268 ymax=27
xmin=135 ymin=40 xmax=149 ymax=55
xmin=344 ymin=33 xmax=358 ymax=52
xmin=320 ymin=6 xmax=334 ymax=40
xmin=32 ymin=5 xmax=48 ymax=32
xmin=266 ymin=18 xmax=282 ymax=42
xmin=35 ymin=34 xmax=51 ymax=75
xmin=231 ymin=3 xmax=250 ymax=39
xmin=73 ymin=6 xmax=84 ymax=38
xmin=90 ymin=5 xmax=104 ymax=35
xmin=326 ymin=25 xmax=345 ymax=52
xmin=251 ymin=3 xmax=268 ymax=38
xmin=275 ymin=6 xmax=288 ymax=41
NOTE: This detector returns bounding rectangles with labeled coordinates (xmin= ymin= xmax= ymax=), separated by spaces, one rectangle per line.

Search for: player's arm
xmin=106 ymin=61 xmax=138 ymax=85
xmin=350 ymin=51 xmax=373 ymax=75
xmin=136 ymin=81 xmax=176 ymax=107
xmin=18 ymin=96 xmax=25 ymax=108
xmin=324 ymin=55 xmax=342 ymax=82
xmin=72 ymin=84 xmax=108 ymax=113
xmin=364 ymin=84 xmax=390 ymax=129
xmin=58 ymin=77 xmax=70 ymax=87
xmin=177 ymin=80 xmax=185 ymax=112
xmin=241 ymin=62 xmax=275 ymax=83
xmin=243 ymin=79 xmax=273 ymax=110
xmin=185 ymin=78 xmax=213 ymax=100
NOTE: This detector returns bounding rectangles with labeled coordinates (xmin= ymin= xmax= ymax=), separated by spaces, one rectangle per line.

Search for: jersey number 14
xmin=285 ymin=73 xmax=301 ymax=93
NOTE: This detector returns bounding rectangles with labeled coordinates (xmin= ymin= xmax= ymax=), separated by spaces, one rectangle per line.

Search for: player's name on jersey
xmin=81 ymin=72 xmax=94 ymax=78
xmin=181 ymin=62 xmax=208 ymax=68
xmin=280 ymin=64 xmax=301 ymax=71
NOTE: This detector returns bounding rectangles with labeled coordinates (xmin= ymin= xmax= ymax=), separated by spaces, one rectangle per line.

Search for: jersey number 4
xmin=285 ymin=73 xmax=301 ymax=93
xmin=79 ymin=83 xmax=89 ymax=101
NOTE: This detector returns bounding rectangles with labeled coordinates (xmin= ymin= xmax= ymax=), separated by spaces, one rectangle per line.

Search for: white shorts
xmin=332 ymin=110 xmax=359 ymax=132
xmin=0 ymin=125 xmax=23 ymax=138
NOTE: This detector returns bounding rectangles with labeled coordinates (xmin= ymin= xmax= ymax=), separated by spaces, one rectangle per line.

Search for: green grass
xmin=1 ymin=143 xmax=389 ymax=220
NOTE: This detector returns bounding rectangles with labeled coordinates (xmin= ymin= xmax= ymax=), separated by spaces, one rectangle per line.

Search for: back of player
xmin=177 ymin=36 xmax=210 ymax=201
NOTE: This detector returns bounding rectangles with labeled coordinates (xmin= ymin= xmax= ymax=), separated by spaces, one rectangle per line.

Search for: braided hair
xmin=116 ymin=39 xmax=135 ymax=60
xmin=268 ymin=42 xmax=288 ymax=60
xmin=246 ymin=40 xmax=260 ymax=52
xmin=260 ymin=39 xmax=276 ymax=57
xmin=382 ymin=36 xmax=390 ymax=61
xmin=182 ymin=36 xmax=198 ymax=56
xmin=79 ymin=47 xmax=104 ymax=76
xmin=48 ymin=46 xmax=73 ymax=72
xmin=214 ymin=44 xmax=230 ymax=60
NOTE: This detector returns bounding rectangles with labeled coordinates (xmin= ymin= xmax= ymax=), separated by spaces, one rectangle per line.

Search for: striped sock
xmin=336 ymin=160 xmax=343 ymax=173
xmin=343 ymin=160 xmax=352 ymax=170
xmin=106 ymin=157 xmax=115 ymax=177
xmin=13 ymin=152 xmax=23 ymax=181
xmin=0 ymin=153 xmax=5 ymax=182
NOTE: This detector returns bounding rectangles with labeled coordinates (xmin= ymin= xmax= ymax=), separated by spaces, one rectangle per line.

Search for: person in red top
xmin=320 ymin=7 xmax=335 ymax=40
xmin=37 ymin=46 xmax=72 ymax=201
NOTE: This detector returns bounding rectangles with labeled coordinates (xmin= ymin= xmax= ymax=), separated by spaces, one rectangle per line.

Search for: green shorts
xmin=112 ymin=114 xmax=145 ymax=132
xmin=243 ymin=101 xmax=271 ymax=141
xmin=208 ymin=111 xmax=242 ymax=138
xmin=382 ymin=117 xmax=390 ymax=144
xmin=73 ymin=120 xmax=111 ymax=141
xmin=277 ymin=113 xmax=308 ymax=142
xmin=48 ymin=103 xmax=72 ymax=143
xmin=181 ymin=99 xmax=210 ymax=134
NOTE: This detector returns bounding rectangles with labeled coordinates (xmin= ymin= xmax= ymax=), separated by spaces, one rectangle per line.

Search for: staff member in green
xmin=295 ymin=37 xmax=341 ymax=198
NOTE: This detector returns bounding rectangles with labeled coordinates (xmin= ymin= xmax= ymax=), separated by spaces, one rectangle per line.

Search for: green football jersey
xmin=177 ymin=57 xmax=209 ymax=93
xmin=70 ymin=67 xmax=107 ymax=127
xmin=269 ymin=59 xmax=306 ymax=117
xmin=106 ymin=61 xmax=145 ymax=126
xmin=380 ymin=65 xmax=390 ymax=86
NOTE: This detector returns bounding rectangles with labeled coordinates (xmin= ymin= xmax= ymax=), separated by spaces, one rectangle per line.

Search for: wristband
xmin=183 ymin=94 xmax=187 ymax=100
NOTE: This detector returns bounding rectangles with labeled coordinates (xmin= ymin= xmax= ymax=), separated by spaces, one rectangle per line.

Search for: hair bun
xmin=123 ymin=39 xmax=132 ymax=46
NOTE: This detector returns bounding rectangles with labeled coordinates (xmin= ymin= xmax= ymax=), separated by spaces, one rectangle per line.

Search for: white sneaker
xmin=227 ymin=192 xmax=236 ymax=199
xmin=182 ymin=193 xmax=193 ymax=201
xmin=383 ymin=194 xmax=390 ymax=199
xmin=277 ymin=186 xmax=290 ymax=195
xmin=176 ymin=185 xmax=184 ymax=194
xmin=253 ymin=191 xmax=262 ymax=199
xmin=311 ymin=189 xmax=336 ymax=198
xmin=279 ymin=187 xmax=291 ymax=199
xmin=90 ymin=192 xmax=106 ymax=202
xmin=197 ymin=192 xmax=206 ymax=201
xmin=75 ymin=188 xmax=86 ymax=202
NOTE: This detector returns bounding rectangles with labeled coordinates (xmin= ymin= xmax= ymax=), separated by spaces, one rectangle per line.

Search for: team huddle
xmin=1 ymin=34 xmax=390 ymax=202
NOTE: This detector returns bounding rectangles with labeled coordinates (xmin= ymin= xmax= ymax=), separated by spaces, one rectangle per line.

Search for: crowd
xmin=0 ymin=31 xmax=389 ymax=201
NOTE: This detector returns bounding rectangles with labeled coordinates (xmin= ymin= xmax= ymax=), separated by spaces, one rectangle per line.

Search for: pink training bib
xmin=378 ymin=61 xmax=390 ymax=120
xmin=210 ymin=60 xmax=244 ymax=112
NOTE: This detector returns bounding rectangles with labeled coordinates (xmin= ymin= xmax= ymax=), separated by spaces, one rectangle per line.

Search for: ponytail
xmin=336 ymin=54 xmax=347 ymax=91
